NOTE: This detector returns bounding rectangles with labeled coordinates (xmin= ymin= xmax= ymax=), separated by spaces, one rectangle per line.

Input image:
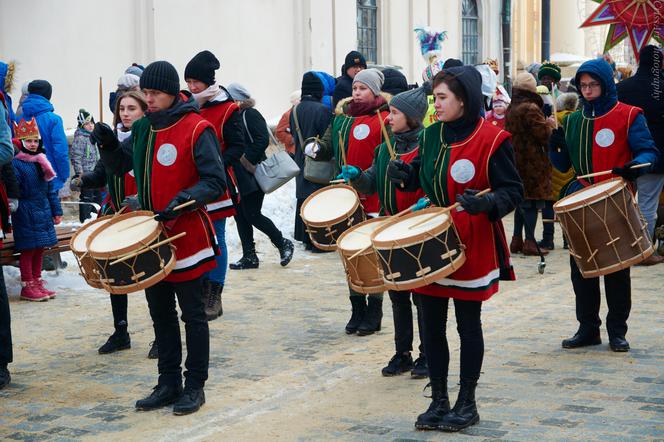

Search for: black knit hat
xmin=184 ymin=50 xmax=220 ymax=86
xmin=344 ymin=51 xmax=367 ymax=71
xmin=301 ymin=72 xmax=323 ymax=99
xmin=140 ymin=61 xmax=180 ymax=96
xmin=28 ymin=80 xmax=52 ymax=100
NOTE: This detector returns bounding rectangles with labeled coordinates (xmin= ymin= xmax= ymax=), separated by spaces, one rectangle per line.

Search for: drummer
xmin=94 ymin=61 xmax=227 ymax=415
xmin=338 ymin=84 xmax=431 ymax=378
xmin=71 ymin=90 xmax=151 ymax=357
xmin=387 ymin=66 xmax=523 ymax=432
xmin=313 ymin=68 xmax=388 ymax=336
xmin=549 ymin=58 xmax=660 ymax=352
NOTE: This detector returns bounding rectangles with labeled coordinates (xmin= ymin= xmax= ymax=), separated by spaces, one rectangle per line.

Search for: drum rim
xmin=575 ymin=245 xmax=654 ymax=278
xmin=70 ymin=215 xmax=114 ymax=253
xmin=86 ymin=210 xmax=162 ymax=258
xmin=553 ymin=178 xmax=625 ymax=213
xmin=300 ymin=184 xmax=361 ymax=227
xmin=371 ymin=207 xmax=452 ymax=247
xmin=383 ymin=253 xmax=467 ymax=291
xmin=337 ymin=216 xmax=388 ymax=252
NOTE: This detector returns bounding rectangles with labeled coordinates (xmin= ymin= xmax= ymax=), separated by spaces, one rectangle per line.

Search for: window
xmin=357 ymin=0 xmax=378 ymax=63
xmin=462 ymin=0 xmax=480 ymax=65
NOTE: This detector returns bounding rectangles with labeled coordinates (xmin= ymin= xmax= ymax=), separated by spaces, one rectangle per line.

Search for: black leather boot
xmin=562 ymin=330 xmax=601 ymax=349
xmin=205 ymin=282 xmax=223 ymax=321
xmin=229 ymin=250 xmax=259 ymax=270
xmin=357 ymin=295 xmax=382 ymax=336
xmin=439 ymin=380 xmax=480 ymax=432
xmin=415 ymin=377 xmax=450 ymax=430
xmin=277 ymin=238 xmax=294 ymax=267
xmin=345 ymin=296 xmax=366 ymax=334
xmin=173 ymin=387 xmax=205 ymax=415
xmin=135 ymin=384 xmax=183 ymax=411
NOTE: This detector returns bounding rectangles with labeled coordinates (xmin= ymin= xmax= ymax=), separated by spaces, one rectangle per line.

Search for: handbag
xmin=292 ymin=105 xmax=336 ymax=185
xmin=242 ymin=110 xmax=299 ymax=194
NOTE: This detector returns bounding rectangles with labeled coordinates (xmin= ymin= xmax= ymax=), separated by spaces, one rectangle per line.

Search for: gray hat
xmin=389 ymin=83 xmax=431 ymax=123
xmin=227 ymin=82 xmax=251 ymax=101
xmin=353 ymin=68 xmax=384 ymax=96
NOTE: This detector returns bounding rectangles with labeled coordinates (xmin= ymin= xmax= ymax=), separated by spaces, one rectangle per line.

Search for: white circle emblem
xmin=352 ymin=124 xmax=371 ymax=140
xmin=450 ymin=159 xmax=476 ymax=184
xmin=595 ymin=128 xmax=615 ymax=148
xmin=156 ymin=143 xmax=177 ymax=166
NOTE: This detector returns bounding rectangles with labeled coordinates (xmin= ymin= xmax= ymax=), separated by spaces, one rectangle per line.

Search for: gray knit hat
xmin=227 ymin=82 xmax=251 ymax=101
xmin=353 ymin=68 xmax=384 ymax=96
xmin=389 ymin=82 xmax=431 ymax=123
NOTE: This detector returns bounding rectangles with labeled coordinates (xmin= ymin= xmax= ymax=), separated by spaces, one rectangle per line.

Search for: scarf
xmin=192 ymin=83 xmax=227 ymax=106
xmin=346 ymin=95 xmax=387 ymax=117
xmin=393 ymin=127 xmax=421 ymax=154
xmin=116 ymin=122 xmax=132 ymax=142
xmin=15 ymin=151 xmax=56 ymax=182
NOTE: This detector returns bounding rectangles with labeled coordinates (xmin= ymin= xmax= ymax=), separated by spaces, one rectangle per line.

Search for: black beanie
xmin=443 ymin=58 xmax=464 ymax=69
xmin=184 ymin=50 xmax=220 ymax=86
xmin=140 ymin=61 xmax=180 ymax=96
xmin=344 ymin=51 xmax=367 ymax=71
xmin=301 ymin=72 xmax=324 ymax=98
xmin=28 ymin=80 xmax=52 ymax=100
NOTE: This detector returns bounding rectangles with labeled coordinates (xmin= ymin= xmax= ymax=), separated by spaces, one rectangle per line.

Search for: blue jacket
xmin=313 ymin=71 xmax=336 ymax=112
xmin=0 ymin=62 xmax=16 ymax=127
xmin=0 ymin=97 xmax=14 ymax=165
xmin=11 ymin=158 xmax=62 ymax=251
xmin=20 ymin=94 xmax=70 ymax=190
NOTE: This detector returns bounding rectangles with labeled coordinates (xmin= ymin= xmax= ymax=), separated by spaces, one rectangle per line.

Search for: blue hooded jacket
xmin=313 ymin=71 xmax=335 ymax=112
xmin=19 ymin=94 xmax=70 ymax=190
xmin=0 ymin=62 xmax=17 ymax=128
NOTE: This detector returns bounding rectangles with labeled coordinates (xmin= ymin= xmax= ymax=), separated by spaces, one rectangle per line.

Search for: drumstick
xmin=109 ymin=231 xmax=187 ymax=266
xmin=576 ymin=163 xmax=651 ymax=180
xmin=338 ymin=132 xmax=348 ymax=169
xmin=551 ymin=84 xmax=558 ymax=129
xmin=117 ymin=199 xmax=198 ymax=232
xmin=113 ymin=205 xmax=128 ymax=216
xmin=348 ymin=244 xmax=372 ymax=261
xmin=329 ymin=178 xmax=346 ymax=184
xmin=393 ymin=198 xmax=431 ymax=218
xmin=408 ymin=188 xmax=491 ymax=230
xmin=376 ymin=110 xmax=395 ymax=160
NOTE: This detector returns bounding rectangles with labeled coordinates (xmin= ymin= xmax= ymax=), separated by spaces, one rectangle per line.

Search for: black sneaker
xmin=381 ymin=352 xmax=413 ymax=376
xmin=278 ymin=238 xmax=294 ymax=267
xmin=173 ymin=387 xmax=205 ymax=415
xmin=0 ymin=365 xmax=10 ymax=390
xmin=147 ymin=341 xmax=158 ymax=359
xmin=98 ymin=331 xmax=131 ymax=354
xmin=135 ymin=384 xmax=183 ymax=411
xmin=229 ymin=252 xmax=259 ymax=270
xmin=411 ymin=354 xmax=428 ymax=379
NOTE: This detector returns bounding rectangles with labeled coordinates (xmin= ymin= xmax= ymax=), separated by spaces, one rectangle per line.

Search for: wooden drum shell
xmin=69 ymin=215 xmax=113 ymax=289
xmin=336 ymin=217 xmax=387 ymax=294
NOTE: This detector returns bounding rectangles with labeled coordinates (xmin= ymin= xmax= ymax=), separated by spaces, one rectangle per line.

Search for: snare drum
xmin=371 ymin=207 xmax=466 ymax=291
xmin=554 ymin=178 xmax=653 ymax=278
xmin=86 ymin=211 xmax=177 ymax=294
xmin=70 ymin=216 xmax=113 ymax=289
xmin=337 ymin=217 xmax=388 ymax=294
xmin=300 ymin=184 xmax=366 ymax=251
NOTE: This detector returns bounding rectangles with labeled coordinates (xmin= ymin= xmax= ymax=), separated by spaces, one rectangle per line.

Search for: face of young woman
xmin=186 ymin=79 xmax=207 ymax=94
xmin=352 ymin=82 xmax=374 ymax=104
xmin=119 ymin=96 xmax=145 ymax=129
xmin=388 ymin=106 xmax=409 ymax=133
xmin=22 ymin=138 xmax=40 ymax=152
xmin=433 ymin=82 xmax=464 ymax=122
xmin=143 ymin=89 xmax=175 ymax=113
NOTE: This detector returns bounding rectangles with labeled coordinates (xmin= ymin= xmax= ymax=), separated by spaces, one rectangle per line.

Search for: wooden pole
xmin=98 ymin=77 xmax=103 ymax=124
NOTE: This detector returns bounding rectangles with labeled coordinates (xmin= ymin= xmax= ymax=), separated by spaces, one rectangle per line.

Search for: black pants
xmin=145 ymin=277 xmax=209 ymax=389
xmin=234 ymin=190 xmax=283 ymax=254
xmin=79 ymin=189 xmax=102 ymax=223
xmin=389 ymin=291 xmax=424 ymax=355
xmin=541 ymin=200 xmax=555 ymax=242
xmin=294 ymin=198 xmax=311 ymax=246
xmin=0 ymin=266 xmax=12 ymax=366
xmin=513 ymin=207 xmax=538 ymax=240
xmin=419 ymin=295 xmax=484 ymax=383
xmin=110 ymin=294 xmax=128 ymax=332
xmin=570 ymin=256 xmax=631 ymax=338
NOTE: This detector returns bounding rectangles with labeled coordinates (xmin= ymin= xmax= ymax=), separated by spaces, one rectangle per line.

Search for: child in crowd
xmin=11 ymin=117 xmax=62 ymax=301
xmin=70 ymin=109 xmax=101 ymax=223
xmin=485 ymin=93 xmax=509 ymax=129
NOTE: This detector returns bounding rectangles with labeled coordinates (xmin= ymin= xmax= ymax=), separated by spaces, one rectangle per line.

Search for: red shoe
xmin=34 ymin=279 xmax=56 ymax=299
xmin=20 ymin=281 xmax=49 ymax=302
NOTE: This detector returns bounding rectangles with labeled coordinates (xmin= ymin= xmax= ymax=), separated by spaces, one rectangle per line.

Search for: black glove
xmin=549 ymin=127 xmax=567 ymax=153
xmin=387 ymin=159 xmax=412 ymax=186
xmin=91 ymin=122 xmax=118 ymax=150
xmin=122 ymin=195 xmax=141 ymax=211
xmin=456 ymin=189 xmax=495 ymax=215
xmin=154 ymin=192 xmax=195 ymax=222
xmin=611 ymin=160 xmax=641 ymax=181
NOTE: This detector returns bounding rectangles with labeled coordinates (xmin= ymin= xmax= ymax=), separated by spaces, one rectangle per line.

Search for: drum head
xmin=71 ymin=217 xmax=112 ymax=252
xmin=373 ymin=210 xmax=449 ymax=244
xmin=338 ymin=217 xmax=387 ymax=251
xmin=555 ymin=178 xmax=623 ymax=211
xmin=302 ymin=186 xmax=358 ymax=224
xmin=88 ymin=215 xmax=159 ymax=254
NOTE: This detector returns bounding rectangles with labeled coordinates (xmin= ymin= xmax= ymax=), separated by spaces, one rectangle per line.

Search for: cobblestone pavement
xmin=1 ymin=224 xmax=663 ymax=441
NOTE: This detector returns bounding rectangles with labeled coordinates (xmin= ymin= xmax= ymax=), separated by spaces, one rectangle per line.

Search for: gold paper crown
xmin=13 ymin=118 xmax=40 ymax=140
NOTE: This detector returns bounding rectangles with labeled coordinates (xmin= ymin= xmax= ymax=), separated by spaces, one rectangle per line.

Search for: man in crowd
xmin=332 ymin=50 xmax=367 ymax=107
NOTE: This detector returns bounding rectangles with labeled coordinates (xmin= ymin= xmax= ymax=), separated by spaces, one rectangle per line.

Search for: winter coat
xmin=19 ymin=94 xmax=70 ymax=190
xmin=616 ymin=46 xmax=664 ymax=172
xmin=332 ymin=72 xmax=353 ymax=107
xmin=235 ymin=102 xmax=269 ymax=196
xmin=313 ymin=71 xmax=336 ymax=112
xmin=0 ymin=62 xmax=16 ymax=126
xmin=11 ymin=157 xmax=62 ymax=251
xmin=0 ymin=94 xmax=14 ymax=164
xmin=275 ymin=108 xmax=295 ymax=154
xmin=70 ymin=128 xmax=100 ymax=176
xmin=289 ymin=96 xmax=333 ymax=199
xmin=506 ymin=88 xmax=552 ymax=200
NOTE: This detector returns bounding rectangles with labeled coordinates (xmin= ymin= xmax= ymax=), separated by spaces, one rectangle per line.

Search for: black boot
xmin=411 ymin=354 xmax=429 ymax=379
xmin=205 ymin=282 xmax=223 ymax=321
xmin=173 ymin=387 xmax=205 ymax=415
xmin=147 ymin=341 xmax=158 ymax=359
xmin=135 ymin=384 xmax=183 ymax=411
xmin=439 ymin=380 xmax=480 ymax=432
xmin=345 ymin=296 xmax=366 ymax=334
xmin=415 ymin=377 xmax=450 ymax=430
xmin=277 ymin=238 xmax=294 ymax=267
xmin=98 ymin=328 xmax=131 ymax=354
xmin=357 ymin=295 xmax=382 ymax=336
xmin=229 ymin=251 xmax=259 ymax=270
xmin=0 ymin=364 xmax=10 ymax=390
xmin=562 ymin=330 xmax=601 ymax=349
xmin=381 ymin=352 xmax=413 ymax=376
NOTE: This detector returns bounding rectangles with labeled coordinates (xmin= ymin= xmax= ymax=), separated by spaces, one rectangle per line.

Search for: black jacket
xmin=99 ymin=93 xmax=227 ymax=208
xmin=333 ymin=72 xmax=353 ymax=108
xmin=233 ymin=105 xmax=269 ymax=196
xmin=289 ymin=96 xmax=333 ymax=199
